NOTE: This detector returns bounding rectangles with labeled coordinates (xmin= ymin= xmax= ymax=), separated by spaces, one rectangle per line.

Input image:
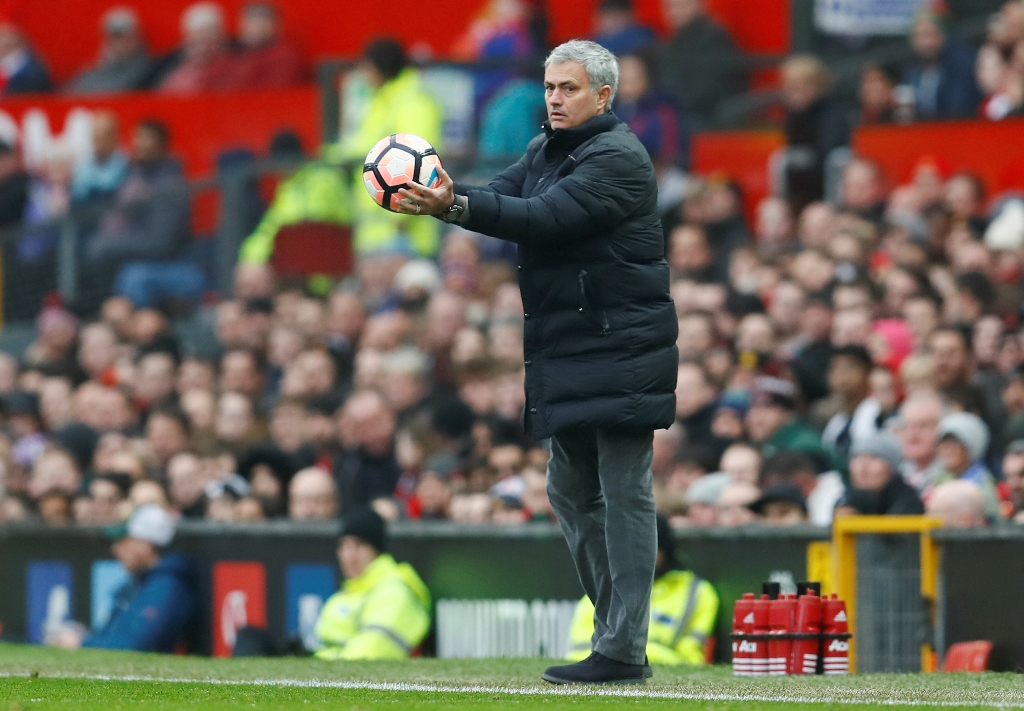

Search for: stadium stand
xmin=4 ymin=0 xmax=1024 ymax=670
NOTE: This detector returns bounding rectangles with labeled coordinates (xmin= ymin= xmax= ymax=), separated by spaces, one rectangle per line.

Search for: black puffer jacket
xmin=457 ymin=112 xmax=678 ymax=439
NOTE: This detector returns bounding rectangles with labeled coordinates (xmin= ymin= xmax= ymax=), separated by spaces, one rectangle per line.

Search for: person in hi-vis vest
xmin=566 ymin=514 xmax=719 ymax=665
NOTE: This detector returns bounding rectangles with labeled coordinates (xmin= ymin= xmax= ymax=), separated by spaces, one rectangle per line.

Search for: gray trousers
xmin=546 ymin=426 xmax=657 ymax=665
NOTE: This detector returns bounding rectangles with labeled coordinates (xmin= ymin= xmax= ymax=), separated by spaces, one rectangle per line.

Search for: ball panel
xmin=393 ymin=133 xmax=433 ymax=153
xmin=419 ymin=154 xmax=441 ymax=188
xmin=362 ymin=133 xmax=443 ymax=211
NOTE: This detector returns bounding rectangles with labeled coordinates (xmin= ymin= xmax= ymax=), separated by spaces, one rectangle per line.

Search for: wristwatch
xmin=440 ymin=194 xmax=468 ymax=224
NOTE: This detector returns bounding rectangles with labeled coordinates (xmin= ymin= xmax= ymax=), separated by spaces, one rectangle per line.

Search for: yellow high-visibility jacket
xmin=238 ymin=163 xmax=352 ymax=264
xmin=567 ymin=570 xmax=719 ymax=665
xmin=326 ymin=67 xmax=444 ymax=258
xmin=313 ymin=553 xmax=431 ymax=660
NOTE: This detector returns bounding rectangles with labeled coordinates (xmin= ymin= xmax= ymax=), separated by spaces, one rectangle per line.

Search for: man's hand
xmin=395 ymin=165 xmax=455 ymax=216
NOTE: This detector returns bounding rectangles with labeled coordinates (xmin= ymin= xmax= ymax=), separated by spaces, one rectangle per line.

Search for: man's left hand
xmin=395 ymin=165 xmax=455 ymax=216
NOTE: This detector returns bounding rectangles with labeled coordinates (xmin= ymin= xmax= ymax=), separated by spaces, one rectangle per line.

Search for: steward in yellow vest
xmin=313 ymin=507 xmax=431 ymax=660
xmin=566 ymin=514 xmax=718 ymax=665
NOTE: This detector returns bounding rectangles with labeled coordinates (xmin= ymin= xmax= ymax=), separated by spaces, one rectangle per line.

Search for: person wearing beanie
xmin=835 ymin=431 xmax=924 ymax=516
xmin=566 ymin=514 xmax=719 ymax=665
xmin=312 ymin=506 xmax=432 ymax=659
xmin=932 ymin=412 xmax=1002 ymax=520
xmin=48 ymin=504 xmax=198 ymax=652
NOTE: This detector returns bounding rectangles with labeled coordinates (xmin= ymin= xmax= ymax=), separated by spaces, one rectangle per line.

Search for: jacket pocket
xmin=578 ymin=269 xmax=610 ymax=335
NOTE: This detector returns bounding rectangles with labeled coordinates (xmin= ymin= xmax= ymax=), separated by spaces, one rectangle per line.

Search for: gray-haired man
xmin=398 ymin=40 xmax=677 ymax=684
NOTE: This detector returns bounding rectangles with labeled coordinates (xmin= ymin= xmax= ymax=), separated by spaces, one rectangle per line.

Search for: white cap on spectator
xmin=984 ymin=199 xmax=1024 ymax=251
xmin=393 ymin=259 xmax=442 ymax=296
xmin=126 ymin=504 xmax=176 ymax=547
xmin=685 ymin=472 xmax=733 ymax=506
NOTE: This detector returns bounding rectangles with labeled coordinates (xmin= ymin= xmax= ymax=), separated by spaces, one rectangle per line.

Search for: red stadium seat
xmin=941 ymin=641 xmax=993 ymax=672
xmin=270 ymin=222 xmax=354 ymax=278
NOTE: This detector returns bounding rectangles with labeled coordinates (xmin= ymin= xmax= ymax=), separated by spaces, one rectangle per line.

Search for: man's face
xmin=897 ymin=399 xmax=941 ymax=466
xmin=745 ymin=404 xmax=788 ymax=443
xmin=929 ymin=332 xmax=970 ymax=388
xmin=675 ymin=364 xmax=714 ymax=418
xmin=544 ymin=61 xmax=610 ymax=130
xmin=937 ymin=438 xmax=971 ymax=474
xmin=664 ymin=0 xmax=702 ymax=30
xmin=849 ymin=454 xmax=892 ymax=492
xmin=112 ymin=537 xmax=156 ymax=576
xmin=911 ymin=17 xmax=945 ymax=62
xmin=762 ymin=501 xmax=805 ymax=525
xmin=1003 ymin=451 xmax=1024 ymax=505
xmin=828 ymin=356 xmax=869 ymax=401
xmin=133 ymin=127 xmax=164 ymax=163
xmin=338 ymin=536 xmax=377 ymax=580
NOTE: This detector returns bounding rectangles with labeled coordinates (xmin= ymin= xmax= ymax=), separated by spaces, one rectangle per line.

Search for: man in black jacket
xmin=398 ymin=40 xmax=677 ymax=684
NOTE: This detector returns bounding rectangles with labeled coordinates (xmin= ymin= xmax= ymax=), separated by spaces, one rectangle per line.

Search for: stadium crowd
xmin=2 ymin=0 xmax=1024 ymax=534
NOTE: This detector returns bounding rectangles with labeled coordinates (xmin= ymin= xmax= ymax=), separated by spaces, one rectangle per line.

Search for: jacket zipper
xmin=578 ymin=269 xmax=610 ymax=335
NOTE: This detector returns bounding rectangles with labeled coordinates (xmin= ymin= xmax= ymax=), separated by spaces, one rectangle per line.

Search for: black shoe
xmin=542 ymin=652 xmax=647 ymax=685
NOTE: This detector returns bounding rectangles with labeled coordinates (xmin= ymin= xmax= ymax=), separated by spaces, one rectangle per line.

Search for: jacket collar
xmin=542 ymin=111 xmax=620 ymax=152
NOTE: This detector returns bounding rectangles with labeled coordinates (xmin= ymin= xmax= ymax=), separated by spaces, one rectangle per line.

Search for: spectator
xmin=895 ymin=390 xmax=945 ymax=494
xmin=72 ymin=111 xmax=130 ymax=207
xmin=719 ymin=442 xmax=761 ymax=485
xmin=313 ymin=507 xmax=431 ymax=659
xmin=49 ymin=505 xmax=197 ymax=652
xmin=675 ymin=362 xmax=724 ymax=459
xmin=780 ymin=55 xmax=850 ymax=213
xmin=681 ymin=471 xmax=730 ymax=526
xmin=159 ymin=2 xmax=236 ymax=93
xmin=858 ymin=62 xmax=898 ymax=125
xmin=835 ymin=431 xmax=924 ymax=516
xmin=1001 ymin=439 xmax=1024 ymax=521
xmin=658 ymin=0 xmax=745 ymax=127
xmin=0 ymin=20 xmax=52 ymax=95
xmin=229 ymin=3 xmax=305 ymax=89
xmin=975 ymin=43 xmax=1021 ymax=120
xmin=0 ymin=140 xmax=29 ymax=231
xmin=716 ymin=481 xmax=759 ymax=526
xmin=746 ymin=377 xmax=832 ymax=468
xmin=615 ymin=50 xmax=691 ymax=184
xmin=167 ymin=451 xmax=207 ymax=518
xmin=69 ymin=7 xmax=153 ymax=94
xmin=749 ymin=483 xmax=808 ymax=525
xmin=288 ymin=467 xmax=339 ymax=520
xmin=238 ymin=132 xmax=350 ymax=265
xmin=329 ymin=38 xmax=443 ymax=258
xmin=334 ymin=390 xmax=401 ymax=509
xmin=87 ymin=120 xmax=204 ymax=310
xmin=926 ymin=479 xmax=987 ymax=527
xmin=933 ymin=412 xmax=1001 ymax=519
xmin=759 ymin=451 xmax=844 ymax=526
xmin=593 ymin=0 xmax=655 ymax=55
xmin=927 ymin=327 xmax=989 ymax=421
xmin=901 ymin=2 xmax=981 ymax=120
xmin=821 ymin=345 xmax=882 ymax=468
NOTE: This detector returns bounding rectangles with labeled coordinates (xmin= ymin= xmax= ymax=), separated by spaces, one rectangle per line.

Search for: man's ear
xmin=597 ymin=85 xmax=613 ymax=112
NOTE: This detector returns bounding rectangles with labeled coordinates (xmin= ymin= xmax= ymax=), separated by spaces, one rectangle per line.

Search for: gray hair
xmin=545 ymin=40 xmax=619 ymax=104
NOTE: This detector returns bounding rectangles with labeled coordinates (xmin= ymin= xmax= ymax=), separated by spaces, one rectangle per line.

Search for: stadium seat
xmin=270 ymin=222 xmax=354 ymax=277
xmin=941 ymin=641 xmax=992 ymax=672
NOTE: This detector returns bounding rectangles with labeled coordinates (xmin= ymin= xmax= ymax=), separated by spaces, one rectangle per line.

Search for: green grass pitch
xmin=1 ymin=644 xmax=1022 ymax=710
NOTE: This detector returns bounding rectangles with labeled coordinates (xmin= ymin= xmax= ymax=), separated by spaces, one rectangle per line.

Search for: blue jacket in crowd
xmin=82 ymin=552 xmax=197 ymax=653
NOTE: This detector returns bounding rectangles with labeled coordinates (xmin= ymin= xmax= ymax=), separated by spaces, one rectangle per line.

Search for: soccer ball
xmin=363 ymin=134 xmax=442 ymax=212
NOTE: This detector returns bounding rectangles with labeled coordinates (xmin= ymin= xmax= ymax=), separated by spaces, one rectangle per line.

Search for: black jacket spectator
xmin=657 ymin=15 xmax=745 ymax=127
xmin=837 ymin=476 xmax=925 ymax=516
xmin=456 ymin=113 xmax=678 ymax=440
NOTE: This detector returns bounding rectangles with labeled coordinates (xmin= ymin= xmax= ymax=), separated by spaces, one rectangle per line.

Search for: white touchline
xmin=1 ymin=672 xmax=1023 ymax=708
